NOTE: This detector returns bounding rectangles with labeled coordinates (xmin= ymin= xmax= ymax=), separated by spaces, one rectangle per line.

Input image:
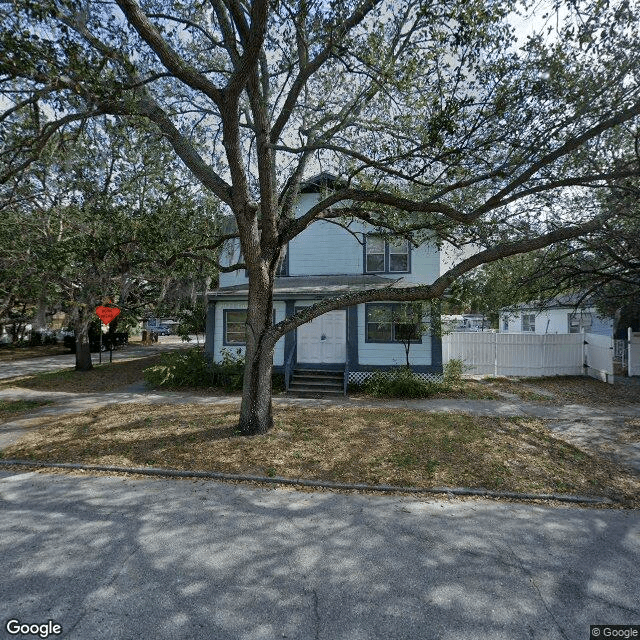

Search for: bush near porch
xmin=143 ymin=347 xmax=285 ymax=393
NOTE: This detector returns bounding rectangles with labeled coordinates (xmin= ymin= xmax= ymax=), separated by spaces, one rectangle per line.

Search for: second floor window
xmin=365 ymin=236 xmax=410 ymax=274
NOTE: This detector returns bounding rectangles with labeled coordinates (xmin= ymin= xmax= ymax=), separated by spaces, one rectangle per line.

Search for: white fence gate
xmin=443 ymin=332 xmax=615 ymax=382
xmin=629 ymin=329 xmax=640 ymax=377
xmin=583 ymin=333 xmax=614 ymax=382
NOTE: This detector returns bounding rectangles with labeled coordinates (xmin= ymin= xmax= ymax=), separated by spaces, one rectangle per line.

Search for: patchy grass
xmin=484 ymin=376 xmax=640 ymax=406
xmin=0 ymin=344 xmax=69 ymax=361
xmin=0 ymin=355 xmax=164 ymax=393
xmin=619 ymin=417 xmax=640 ymax=444
xmin=0 ymin=399 xmax=53 ymax=422
xmin=4 ymin=403 xmax=638 ymax=506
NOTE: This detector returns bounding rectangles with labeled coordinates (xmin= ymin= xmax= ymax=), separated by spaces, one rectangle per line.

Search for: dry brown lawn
xmin=483 ymin=376 xmax=640 ymax=406
xmin=0 ymin=355 xmax=164 ymax=393
xmin=3 ymin=402 xmax=638 ymax=507
xmin=0 ymin=399 xmax=53 ymax=422
xmin=0 ymin=344 xmax=69 ymax=361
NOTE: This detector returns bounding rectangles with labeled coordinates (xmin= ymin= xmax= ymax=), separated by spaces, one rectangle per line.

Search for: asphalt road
xmin=1 ymin=470 xmax=638 ymax=640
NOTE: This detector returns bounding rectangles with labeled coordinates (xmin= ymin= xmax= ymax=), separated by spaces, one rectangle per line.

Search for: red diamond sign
xmin=95 ymin=306 xmax=121 ymax=325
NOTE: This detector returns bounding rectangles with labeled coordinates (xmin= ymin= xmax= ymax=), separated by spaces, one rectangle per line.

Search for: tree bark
xmin=238 ymin=276 xmax=276 ymax=435
xmin=74 ymin=311 xmax=93 ymax=371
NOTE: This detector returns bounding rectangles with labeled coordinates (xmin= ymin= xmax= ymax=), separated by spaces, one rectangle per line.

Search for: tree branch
xmin=115 ymin=0 xmax=224 ymax=106
xmin=271 ymin=215 xmax=606 ymax=340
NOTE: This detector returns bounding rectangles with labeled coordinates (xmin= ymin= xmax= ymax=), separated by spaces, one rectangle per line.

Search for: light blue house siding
xmin=219 ymin=193 xmax=439 ymax=287
xmin=209 ymin=299 xmax=286 ymax=366
xmin=207 ymin=175 xmax=443 ymax=378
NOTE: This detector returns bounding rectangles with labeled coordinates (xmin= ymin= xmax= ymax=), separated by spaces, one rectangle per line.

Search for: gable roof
xmin=299 ymin=172 xmax=344 ymax=193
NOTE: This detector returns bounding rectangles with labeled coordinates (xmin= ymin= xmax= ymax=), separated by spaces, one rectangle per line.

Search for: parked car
xmin=155 ymin=325 xmax=172 ymax=336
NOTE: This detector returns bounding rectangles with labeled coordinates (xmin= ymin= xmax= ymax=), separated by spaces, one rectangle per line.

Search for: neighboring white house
xmin=500 ymin=295 xmax=614 ymax=336
xmin=205 ymin=174 xmax=443 ymax=380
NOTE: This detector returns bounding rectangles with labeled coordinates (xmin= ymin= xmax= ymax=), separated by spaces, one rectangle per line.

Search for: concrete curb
xmin=0 ymin=459 xmax=616 ymax=505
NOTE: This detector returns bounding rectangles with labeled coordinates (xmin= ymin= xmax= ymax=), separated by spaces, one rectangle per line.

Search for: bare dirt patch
xmin=3 ymin=403 xmax=637 ymax=507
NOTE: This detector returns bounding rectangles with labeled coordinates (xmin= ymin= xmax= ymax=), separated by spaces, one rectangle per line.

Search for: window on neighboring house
xmin=522 ymin=314 xmax=536 ymax=332
xmin=568 ymin=312 xmax=592 ymax=333
xmin=502 ymin=317 xmax=509 ymax=331
xmin=223 ymin=309 xmax=277 ymax=345
xmin=365 ymin=303 xmax=423 ymax=343
xmin=365 ymin=236 xmax=410 ymax=273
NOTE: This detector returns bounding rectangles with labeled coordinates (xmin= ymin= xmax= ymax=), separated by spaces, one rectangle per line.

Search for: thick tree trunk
xmin=238 ymin=279 xmax=276 ymax=435
xmin=74 ymin=313 xmax=93 ymax=372
xmin=33 ymin=284 xmax=48 ymax=331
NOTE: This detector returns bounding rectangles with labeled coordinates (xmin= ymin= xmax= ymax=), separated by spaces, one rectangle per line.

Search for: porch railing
xmin=284 ymin=336 xmax=296 ymax=391
xmin=343 ymin=338 xmax=350 ymax=396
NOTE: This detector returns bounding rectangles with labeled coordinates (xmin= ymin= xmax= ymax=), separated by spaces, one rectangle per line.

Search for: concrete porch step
xmin=288 ymin=369 xmax=345 ymax=397
xmin=292 ymin=375 xmax=344 ymax=385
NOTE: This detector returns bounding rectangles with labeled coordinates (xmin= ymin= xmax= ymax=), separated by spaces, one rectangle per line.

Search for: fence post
xmin=494 ymin=332 xmax=498 ymax=377
xmin=629 ymin=327 xmax=632 ymax=377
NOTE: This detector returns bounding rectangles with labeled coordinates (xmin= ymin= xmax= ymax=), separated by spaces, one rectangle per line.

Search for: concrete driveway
xmin=1 ymin=470 xmax=638 ymax=640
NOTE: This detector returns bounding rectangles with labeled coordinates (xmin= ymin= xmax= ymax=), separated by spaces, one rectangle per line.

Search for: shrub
xmin=211 ymin=348 xmax=245 ymax=391
xmin=443 ymin=358 xmax=464 ymax=385
xmin=22 ymin=331 xmax=58 ymax=347
xmin=143 ymin=347 xmax=282 ymax=393
xmin=143 ymin=347 xmax=215 ymax=388
xmin=362 ymin=367 xmax=443 ymax=399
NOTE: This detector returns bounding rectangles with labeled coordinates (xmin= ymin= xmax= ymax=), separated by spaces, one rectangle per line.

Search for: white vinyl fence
xmin=443 ymin=332 xmax=615 ymax=382
xmin=629 ymin=329 xmax=640 ymax=377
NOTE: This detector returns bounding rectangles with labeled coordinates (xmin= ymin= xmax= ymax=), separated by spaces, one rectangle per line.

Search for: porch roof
xmin=207 ymin=274 xmax=416 ymax=301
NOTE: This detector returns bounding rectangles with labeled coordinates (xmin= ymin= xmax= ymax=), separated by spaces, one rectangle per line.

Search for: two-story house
xmin=205 ymin=174 xmax=443 ymax=392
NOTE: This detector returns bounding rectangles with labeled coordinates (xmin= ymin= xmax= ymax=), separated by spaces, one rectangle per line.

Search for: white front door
xmin=297 ymin=310 xmax=346 ymax=363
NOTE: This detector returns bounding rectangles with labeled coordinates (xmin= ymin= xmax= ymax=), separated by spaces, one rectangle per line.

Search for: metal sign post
xmin=95 ymin=305 xmax=121 ymax=364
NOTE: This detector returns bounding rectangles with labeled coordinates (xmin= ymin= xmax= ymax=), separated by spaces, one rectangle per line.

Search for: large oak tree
xmin=1 ymin=0 xmax=639 ymax=433
xmin=1 ymin=117 xmax=220 ymax=369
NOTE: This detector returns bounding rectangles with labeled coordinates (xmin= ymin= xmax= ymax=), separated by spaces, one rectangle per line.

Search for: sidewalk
xmin=2 ymin=384 xmax=640 ymax=474
xmin=0 ymin=336 xmax=196 ymax=380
